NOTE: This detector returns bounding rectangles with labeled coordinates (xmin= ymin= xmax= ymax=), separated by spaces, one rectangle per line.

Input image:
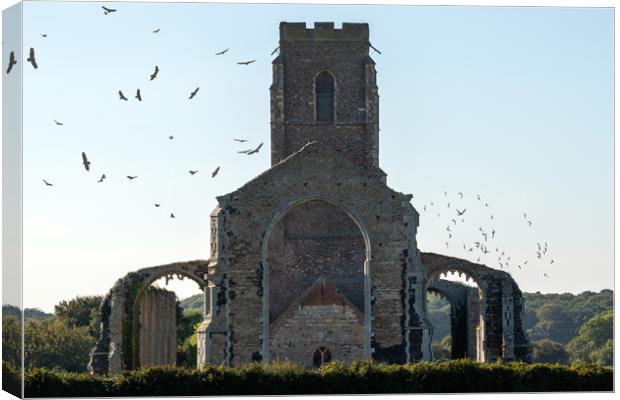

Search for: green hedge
xmin=6 ymin=359 xmax=612 ymax=397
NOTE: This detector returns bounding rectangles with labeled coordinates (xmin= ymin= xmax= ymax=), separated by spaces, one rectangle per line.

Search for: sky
xmin=9 ymin=2 xmax=613 ymax=311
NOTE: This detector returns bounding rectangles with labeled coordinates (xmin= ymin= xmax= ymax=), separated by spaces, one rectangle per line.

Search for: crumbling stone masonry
xmin=89 ymin=21 xmax=530 ymax=374
xmin=139 ymin=287 xmax=177 ymax=368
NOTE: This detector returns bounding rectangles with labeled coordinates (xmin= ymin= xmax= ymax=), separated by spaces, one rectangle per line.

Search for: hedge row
xmin=5 ymin=359 xmax=613 ymax=397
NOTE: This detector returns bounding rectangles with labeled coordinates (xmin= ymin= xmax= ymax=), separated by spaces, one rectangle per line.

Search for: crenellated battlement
xmin=280 ymin=22 xmax=369 ymax=42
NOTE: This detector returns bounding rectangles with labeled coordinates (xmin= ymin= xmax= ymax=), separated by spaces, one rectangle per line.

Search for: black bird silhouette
xmin=81 ymin=152 xmax=90 ymax=171
xmin=544 ymin=273 xmax=549 ymax=278
xmin=43 ymin=179 xmax=53 ymax=186
xmin=41 ymin=33 xmax=47 ymax=38
xmin=238 ymin=149 xmax=252 ymax=154
xmin=189 ymin=170 xmax=199 ymax=175
xmin=527 ymin=220 xmax=532 ymax=227
xmin=26 ymin=48 xmax=38 ymax=69
xmin=456 ymin=208 xmax=466 ymax=216
xmin=247 ymin=142 xmax=264 ymax=155
xmin=118 ymin=90 xmax=128 ymax=101
xmin=270 ymin=46 xmax=279 ymax=56
xmin=135 ymin=89 xmax=142 ymax=101
xmin=237 ymin=60 xmax=256 ymax=65
xmin=127 ymin=175 xmax=137 ymax=180
xmin=212 ymin=167 xmax=220 ymax=178
xmin=168 ymin=135 xmax=174 ymax=140
xmin=6 ymin=51 xmax=16 ymax=74
xmin=152 ymin=28 xmax=160 ymax=33
xmin=170 ymin=213 xmax=176 ymax=218
xmin=54 ymin=119 xmax=63 ymax=126
xmin=102 ymin=6 xmax=117 ymax=14
xmin=369 ymin=43 xmax=382 ymax=54
xmin=233 ymin=138 xmax=248 ymax=142
xmin=149 ymin=66 xmax=159 ymax=80
xmin=97 ymin=174 xmax=106 ymax=183
xmin=155 ymin=203 xmax=160 ymax=207
xmin=189 ymin=87 xmax=199 ymax=99
xmin=215 ymin=48 xmax=229 ymax=55
xmin=458 ymin=192 xmax=463 ymax=199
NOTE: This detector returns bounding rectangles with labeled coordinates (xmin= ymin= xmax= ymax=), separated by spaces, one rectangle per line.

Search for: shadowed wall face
xmin=267 ymin=200 xmax=366 ymax=363
xmin=139 ymin=287 xmax=177 ymax=368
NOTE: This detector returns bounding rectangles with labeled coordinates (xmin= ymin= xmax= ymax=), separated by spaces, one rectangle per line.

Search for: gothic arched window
xmin=312 ymin=346 xmax=332 ymax=367
xmin=315 ymin=71 xmax=334 ymax=122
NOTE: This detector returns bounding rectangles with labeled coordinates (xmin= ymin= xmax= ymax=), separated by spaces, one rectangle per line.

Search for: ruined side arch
xmin=88 ymin=260 xmax=209 ymax=374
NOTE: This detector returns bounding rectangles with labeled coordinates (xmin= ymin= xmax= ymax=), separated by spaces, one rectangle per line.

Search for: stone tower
xmin=270 ymin=22 xmax=380 ymax=171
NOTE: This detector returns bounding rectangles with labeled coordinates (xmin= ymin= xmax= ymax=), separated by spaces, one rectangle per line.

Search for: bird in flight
xmin=150 ymin=66 xmax=159 ymax=80
xmin=237 ymin=149 xmax=252 ymax=154
xmin=41 ymin=33 xmax=47 ymax=38
xmin=126 ymin=175 xmax=137 ymax=180
xmin=443 ymin=191 xmax=447 ymax=196
xmin=97 ymin=174 xmax=106 ymax=183
xmin=81 ymin=152 xmax=90 ymax=171
xmin=6 ymin=51 xmax=16 ymax=74
xmin=189 ymin=87 xmax=199 ymax=99
xmin=102 ymin=6 xmax=117 ymax=14
xmin=523 ymin=212 xmax=527 ymax=219
xmin=490 ymin=214 xmax=494 ymax=220
xmin=170 ymin=213 xmax=176 ymax=218
xmin=168 ymin=135 xmax=174 ymax=140
xmin=212 ymin=167 xmax=220 ymax=177
xmin=484 ymin=202 xmax=489 ymax=208
xmin=215 ymin=48 xmax=229 ymax=55
xmin=451 ymin=219 xmax=457 ymax=226
xmin=445 ymin=242 xmax=449 ymax=249
xmin=237 ymin=60 xmax=256 ymax=65
xmin=456 ymin=208 xmax=466 ymax=216
xmin=189 ymin=170 xmax=199 ymax=175
xmin=54 ymin=119 xmax=63 ymax=126
xmin=476 ymin=194 xmax=481 ymax=201
xmin=458 ymin=192 xmax=463 ymax=199
xmin=43 ymin=179 xmax=53 ymax=186
xmin=152 ymin=28 xmax=160 ymax=34
xmin=270 ymin=46 xmax=279 ymax=56
xmin=26 ymin=48 xmax=38 ymax=69
xmin=527 ymin=220 xmax=532 ymax=227
xmin=446 ymin=202 xmax=450 ymax=208
xmin=544 ymin=273 xmax=549 ymax=278
xmin=247 ymin=142 xmax=264 ymax=155
xmin=369 ymin=43 xmax=382 ymax=54
xmin=234 ymin=138 xmax=248 ymax=143
xmin=550 ymin=259 xmax=554 ymax=264
xmin=118 ymin=90 xmax=128 ymax=101
xmin=135 ymin=89 xmax=142 ymax=101
xmin=154 ymin=203 xmax=161 ymax=207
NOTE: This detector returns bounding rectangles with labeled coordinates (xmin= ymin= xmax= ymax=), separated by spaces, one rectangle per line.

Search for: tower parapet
xmin=280 ymin=22 xmax=369 ymax=42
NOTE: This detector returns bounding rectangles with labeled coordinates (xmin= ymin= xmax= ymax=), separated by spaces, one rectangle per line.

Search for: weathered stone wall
xmin=138 ymin=287 xmax=177 ymax=368
xmin=268 ymin=200 xmax=365 ymax=322
xmin=199 ymin=141 xmax=426 ymax=366
xmin=269 ymin=278 xmax=364 ymax=366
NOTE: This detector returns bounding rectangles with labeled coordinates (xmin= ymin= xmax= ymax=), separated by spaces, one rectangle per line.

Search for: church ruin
xmin=89 ymin=22 xmax=530 ymax=374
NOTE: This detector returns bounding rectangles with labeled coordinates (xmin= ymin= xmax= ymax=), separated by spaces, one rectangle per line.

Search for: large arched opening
xmin=261 ymin=196 xmax=371 ymax=366
xmin=132 ymin=271 xmax=205 ymax=369
xmin=426 ymin=269 xmax=485 ymax=362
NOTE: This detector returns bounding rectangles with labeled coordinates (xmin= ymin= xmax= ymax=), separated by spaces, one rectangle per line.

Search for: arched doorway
xmin=262 ymin=197 xmax=371 ymax=366
xmin=132 ymin=271 xmax=206 ymax=369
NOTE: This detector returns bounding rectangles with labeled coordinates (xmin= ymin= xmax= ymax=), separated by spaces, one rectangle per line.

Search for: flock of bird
xmin=7 ymin=5 xmax=268 ymax=220
xmin=421 ymin=191 xmax=554 ymax=279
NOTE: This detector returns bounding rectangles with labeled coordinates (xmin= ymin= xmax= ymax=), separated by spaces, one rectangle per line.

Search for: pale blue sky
xmin=15 ymin=2 xmax=613 ymax=311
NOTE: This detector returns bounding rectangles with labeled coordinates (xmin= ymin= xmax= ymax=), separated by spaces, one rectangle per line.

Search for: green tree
xmin=54 ymin=295 xmax=102 ymax=338
xmin=176 ymin=307 xmax=202 ymax=368
xmin=532 ymin=339 xmax=569 ymax=364
xmin=566 ymin=309 xmax=613 ymax=365
xmin=24 ymin=318 xmax=95 ymax=372
xmin=2 ymin=315 xmax=21 ymax=368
